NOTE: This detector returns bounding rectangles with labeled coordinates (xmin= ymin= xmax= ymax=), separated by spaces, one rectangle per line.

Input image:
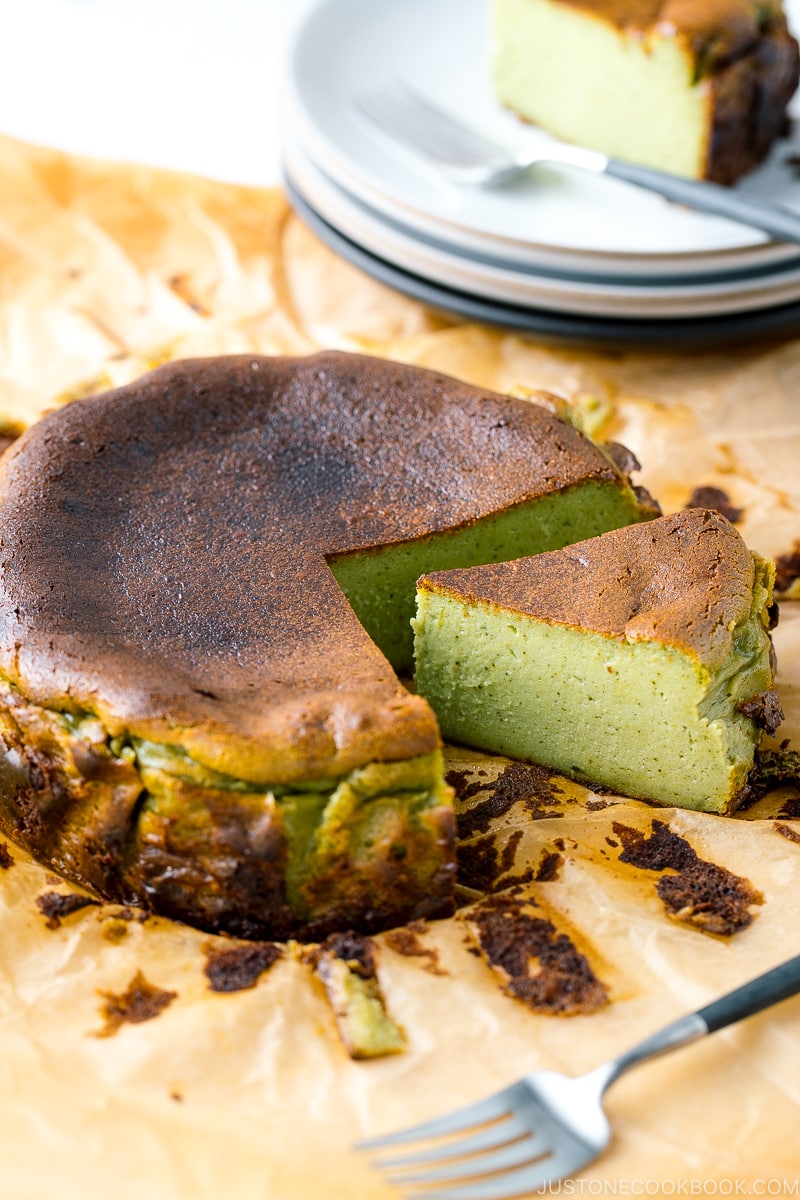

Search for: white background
xmin=0 ymin=0 xmax=318 ymax=184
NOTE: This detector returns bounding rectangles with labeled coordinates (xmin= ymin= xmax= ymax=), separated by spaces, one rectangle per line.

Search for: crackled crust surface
xmin=421 ymin=509 xmax=765 ymax=670
xmin=561 ymin=0 xmax=788 ymax=64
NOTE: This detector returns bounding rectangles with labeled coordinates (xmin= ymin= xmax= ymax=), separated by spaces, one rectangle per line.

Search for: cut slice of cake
xmin=414 ymin=510 xmax=781 ymax=813
xmin=491 ymin=0 xmax=800 ymax=183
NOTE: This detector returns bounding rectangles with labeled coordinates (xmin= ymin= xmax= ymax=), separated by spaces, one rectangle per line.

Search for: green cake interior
xmin=491 ymin=0 xmax=711 ymax=178
xmin=329 ymin=480 xmax=651 ymax=671
xmin=413 ymin=547 xmax=776 ymax=814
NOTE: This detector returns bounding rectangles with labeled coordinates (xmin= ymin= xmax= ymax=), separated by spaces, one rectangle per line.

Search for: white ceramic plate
xmin=287 ymin=179 xmax=800 ymax=346
xmin=288 ymin=0 xmax=800 ymax=277
xmin=284 ymin=128 xmax=800 ymax=318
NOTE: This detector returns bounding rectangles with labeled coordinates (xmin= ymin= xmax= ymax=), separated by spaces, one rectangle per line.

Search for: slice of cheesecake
xmin=414 ymin=510 xmax=781 ymax=813
xmin=491 ymin=0 xmax=800 ymax=183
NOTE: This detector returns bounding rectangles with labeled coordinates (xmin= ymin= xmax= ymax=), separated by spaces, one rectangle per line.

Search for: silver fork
xmin=355 ymin=83 xmax=800 ymax=247
xmin=356 ymin=952 xmax=800 ymax=1198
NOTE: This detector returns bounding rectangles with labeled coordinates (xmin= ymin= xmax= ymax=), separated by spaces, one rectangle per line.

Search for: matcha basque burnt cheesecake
xmin=0 ymin=352 xmax=655 ymax=939
xmin=414 ymin=509 xmax=781 ymax=814
xmin=491 ymin=0 xmax=800 ymax=183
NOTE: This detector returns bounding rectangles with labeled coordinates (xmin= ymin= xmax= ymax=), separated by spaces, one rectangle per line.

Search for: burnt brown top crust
xmin=0 ymin=352 xmax=627 ymax=785
xmin=423 ymin=509 xmax=758 ymax=671
xmin=561 ymin=0 xmax=789 ymax=65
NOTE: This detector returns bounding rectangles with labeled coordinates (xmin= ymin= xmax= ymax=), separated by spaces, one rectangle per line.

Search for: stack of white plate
xmin=283 ymin=0 xmax=800 ymax=346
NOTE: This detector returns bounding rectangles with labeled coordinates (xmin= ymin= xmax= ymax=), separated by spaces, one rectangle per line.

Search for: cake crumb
xmin=203 ymin=941 xmax=282 ymax=993
xmin=500 ymin=829 xmax=524 ymax=872
xmin=775 ymin=821 xmax=800 ymax=845
xmin=778 ymin=796 xmax=800 ymax=819
xmin=533 ymin=850 xmax=563 ymax=882
xmin=613 ymin=820 xmax=763 ymax=936
xmin=36 ymin=890 xmax=100 ymax=929
xmin=603 ymin=441 xmax=641 ymax=476
xmin=457 ymin=834 xmax=502 ymax=893
xmin=774 ymin=539 xmax=800 ymax=596
xmin=684 ymin=485 xmax=742 ymax=523
xmin=497 ymin=845 xmax=564 ymax=890
xmin=311 ymin=932 xmax=406 ymax=1059
xmin=94 ymin=971 xmax=177 ymax=1037
xmin=457 ymin=827 xmax=548 ymax=894
xmin=736 ymin=689 xmax=784 ymax=735
xmin=0 ymin=842 xmax=14 ymax=869
xmin=453 ymin=761 xmax=564 ymax=839
xmin=310 ymin=931 xmax=376 ymax=974
xmin=740 ymin=746 xmax=800 ymax=806
xmin=444 ymin=768 xmax=486 ymax=804
xmin=465 ymin=895 xmax=607 ymax=1015
xmin=383 ymin=922 xmax=447 ymax=976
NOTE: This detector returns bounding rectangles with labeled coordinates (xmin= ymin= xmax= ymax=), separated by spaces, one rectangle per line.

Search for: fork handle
xmin=604 ymin=159 xmax=800 ymax=246
xmin=697 ymin=951 xmax=800 ymax=1033
xmin=598 ymin=953 xmax=800 ymax=1092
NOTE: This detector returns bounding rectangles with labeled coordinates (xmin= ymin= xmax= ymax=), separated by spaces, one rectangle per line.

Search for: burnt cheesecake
xmin=491 ymin=0 xmax=800 ymax=183
xmin=0 ymin=352 xmax=654 ymax=939
xmin=414 ymin=509 xmax=781 ymax=813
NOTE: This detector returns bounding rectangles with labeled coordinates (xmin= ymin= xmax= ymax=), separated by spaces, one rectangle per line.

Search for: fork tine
xmin=375 ymin=110 xmax=457 ymax=161
xmin=391 ymin=83 xmax=505 ymax=158
xmin=356 ymin=91 xmax=455 ymax=161
xmin=406 ymin=1145 xmax=590 ymax=1200
xmin=356 ymin=1085 xmax=518 ymax=1151
xmin=356 ymin=84 xmax=505 ymax=168
xmin=392 ymin=1130 xmax=550 ymax=1186
xmin=376 ymin=1112 xmax=531 ymax=1169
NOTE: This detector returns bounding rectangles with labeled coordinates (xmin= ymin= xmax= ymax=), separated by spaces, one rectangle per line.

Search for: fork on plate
xmin=355 ymin=83 xmax=800 ymax=246
xmin=356 ymin=952 xmax=800 ymax=1199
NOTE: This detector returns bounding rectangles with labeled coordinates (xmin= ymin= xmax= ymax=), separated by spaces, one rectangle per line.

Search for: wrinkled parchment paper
xmin=1 ymin=133 xmax=800 ymax=1198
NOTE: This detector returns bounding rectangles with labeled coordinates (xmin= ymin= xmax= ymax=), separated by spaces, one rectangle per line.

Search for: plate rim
xmin=284 ymin=132 xmax=800 ymax=318
xmin=285 ymin=173 xmax=800 ymax=348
